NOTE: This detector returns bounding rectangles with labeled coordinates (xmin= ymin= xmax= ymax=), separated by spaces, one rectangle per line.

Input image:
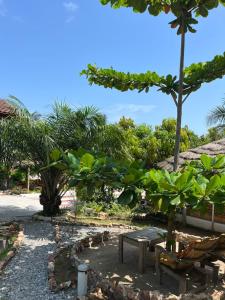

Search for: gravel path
xmin=0 ymin=222 xmax=75 ymax=300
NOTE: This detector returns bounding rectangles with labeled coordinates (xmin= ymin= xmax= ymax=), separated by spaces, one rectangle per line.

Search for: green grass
xmin=0 ymin=235 xmax=17 ymax=261
xmin=76 ymin=215 xmax=152 ymax=228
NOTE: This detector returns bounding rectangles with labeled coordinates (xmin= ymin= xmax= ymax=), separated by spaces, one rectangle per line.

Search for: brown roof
xmin=157 ymin=138 xmax=225 ymax=171
xmin=0 ymin=99 xmax=13 ymax=117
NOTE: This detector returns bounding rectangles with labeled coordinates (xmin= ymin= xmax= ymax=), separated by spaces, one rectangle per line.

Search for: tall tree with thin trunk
xmin=82 ymin=0 xmax=225 ymax=172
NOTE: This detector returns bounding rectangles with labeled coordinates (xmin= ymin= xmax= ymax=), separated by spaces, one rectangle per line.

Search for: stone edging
xmin=87 ymin=279 xmax=225 ymax=300
xmin=48 ymin=224 xmax=108 ymax=292
xmin=0 ymin=225 xmax=24 ymax=274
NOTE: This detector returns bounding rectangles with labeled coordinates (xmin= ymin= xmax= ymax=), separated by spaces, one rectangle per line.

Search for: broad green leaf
xmin=170 ymin=195 xmax=181 ymax=206
xmin=123 ymin=174 xmax=135 ymax=184
xmin=50 ymin=149 xmax=61 ymax=162
xmin=80 ymin=153 xmax=95 ymax=169
xmin=206 ymin=175 xmax=220 ymax=195
xmin=214 ymin=155 xmax=225 ymax=168
xmin=200 ymin=154 xmax=212 ymax=170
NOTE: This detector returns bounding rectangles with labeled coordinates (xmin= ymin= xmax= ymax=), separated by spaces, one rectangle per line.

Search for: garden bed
xmin=48 ymin=223 xmax=118 ymax=292
xmin=0 ymin=222 xmax=24 ymax=273
xmin=46 ymin=222 xmax=225 ymax=299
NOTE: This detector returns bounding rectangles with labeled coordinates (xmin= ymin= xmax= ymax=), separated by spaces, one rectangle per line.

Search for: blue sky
xmin=0 ymin=0 xmax=224 ymax=134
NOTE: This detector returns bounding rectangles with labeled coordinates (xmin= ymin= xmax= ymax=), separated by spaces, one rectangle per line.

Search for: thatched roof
xmin=0 ymin=99 xmax=13 ymax=118
xmin=157 ymin=138 xmax=225 ymax=171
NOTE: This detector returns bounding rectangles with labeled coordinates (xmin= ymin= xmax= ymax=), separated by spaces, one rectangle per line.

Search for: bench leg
xmin=212 ymin=265 xmax=219 ymax=286
xmin=207 ymin=262 xmax=219 ymax=286
xmin=179 ymin=277 xmax=187 ymax=294
xmin=138 ymin=242 xmax=146 ymax=274
xmin=155 ymin=246 xmax=161 ymax=284
xmin=119 ymin=235 xmax=123 ymax=264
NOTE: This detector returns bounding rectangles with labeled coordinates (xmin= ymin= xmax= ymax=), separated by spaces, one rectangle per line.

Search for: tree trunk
xmin=39 ymin=187 xmax=61 ymax=216
xmin=39 ymin=172 xmax=62 ymax=216
xmin=166 ymin=210 xmax=176 ymax=251
xmin=173 ymin=28 xmax=186 ymax=171
xmin=168 ymin=24 xmax=186 ymax=252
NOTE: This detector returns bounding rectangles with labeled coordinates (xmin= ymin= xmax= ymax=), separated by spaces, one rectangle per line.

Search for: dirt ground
xmin=79 ymin=230 xmax=225 ymax=295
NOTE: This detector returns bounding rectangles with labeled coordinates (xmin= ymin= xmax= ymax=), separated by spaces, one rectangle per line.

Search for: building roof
xmin=0 ymin=99 xmax=13 ymax=117
xmin=157 ymin=138 xmax=225 ymax=171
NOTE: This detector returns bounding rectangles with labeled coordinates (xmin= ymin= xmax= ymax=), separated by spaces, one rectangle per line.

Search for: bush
xmin=11 ymin=169 xmax=26 ymax=184
xmin=76 ymin=200 xmax=131 ymax=219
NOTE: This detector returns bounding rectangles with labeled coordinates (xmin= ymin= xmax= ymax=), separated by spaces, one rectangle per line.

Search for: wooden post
xmin=182 ymin=207 xmax=187 ymax=226
xmin=211 ymin=204 xmax=215 ymax=232
xmin=27 ymin=166 xmax=30 ymax=193
xmin=155 ymin=245 xmax=161 ymax=284
xmin=138 ymin=242 xmax=146 ymax=274
xmin=119 ymin=235 xmax=123 ymax=264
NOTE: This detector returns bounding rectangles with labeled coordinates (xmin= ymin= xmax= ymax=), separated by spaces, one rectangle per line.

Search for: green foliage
xmin=82 ymin=52 xmax=225 ymax=100
xmin=188 ymin=154 xmax=225 ymax=178
xmin=116 ymin=117 xmax=203 ymax=167
xmin=76 ymin=200 xmax=131 ymax=218
xmin=207 ymin=98 xmax=225 ymax=128
xmin=100 ymin=0 xmax=225 ymax=34
xmin=82 ymin=0 xmax=225 ymax=175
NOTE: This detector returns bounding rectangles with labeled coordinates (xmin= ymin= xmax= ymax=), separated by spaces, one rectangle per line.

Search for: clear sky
xmin=0 ymin=0 xmax=224 ymax=134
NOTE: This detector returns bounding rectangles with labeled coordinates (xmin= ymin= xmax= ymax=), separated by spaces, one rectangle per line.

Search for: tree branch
xmin=182 ymin=93 xmax=190 ymax=104
xmin=171 ymin=93 xmax=178 ymax=106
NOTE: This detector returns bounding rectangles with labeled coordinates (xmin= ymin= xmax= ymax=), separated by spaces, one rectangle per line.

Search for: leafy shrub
xmin=76 ymin=200 xmax=131 ymax=219
xmin=11 ymin=169 xmax=26 ymax=184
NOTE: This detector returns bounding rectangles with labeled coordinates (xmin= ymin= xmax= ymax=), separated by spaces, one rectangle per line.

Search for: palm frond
xmin=207 ymin=99 xmax=225 ymax=127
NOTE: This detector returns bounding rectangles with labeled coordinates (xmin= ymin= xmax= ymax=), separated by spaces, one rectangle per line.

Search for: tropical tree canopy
xmin=81 ymin=52 xmax=225 ymax=104
xmin=100 ymin=0 xmax=225 ymax=34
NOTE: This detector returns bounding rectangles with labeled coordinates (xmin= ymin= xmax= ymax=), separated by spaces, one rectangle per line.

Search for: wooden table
xmin=119 ymin=227 xmax=167 ymax=273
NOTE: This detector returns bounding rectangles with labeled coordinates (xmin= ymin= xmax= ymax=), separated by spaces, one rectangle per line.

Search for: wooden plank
xmin=119 ymin=234 xmax=123 ymax=264
xmin=138 ymin=242 xmax=147 ymax=274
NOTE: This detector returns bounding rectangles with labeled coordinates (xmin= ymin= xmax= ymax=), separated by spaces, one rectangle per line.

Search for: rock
xmin=150 ymin=291 xmax=163 ymax=300
xmin=88 ymin=288 xmax=108 ymax=300
xmin=48 ymin=261 xmax=54 ymax=272
xmin=98 ymin=212 xmax=108 ymax=220
xmin=49 ymin=278 xmax=57 ymax=290
xmin=167 ymin=295 xmax=179 ymax=300
xmin=48 ymin=254 xmax=54 ymax=262
xmin=139 ymin=291 xmax=151 ymax=300
xmin=127 ymin=289 xmax=140 ymax=300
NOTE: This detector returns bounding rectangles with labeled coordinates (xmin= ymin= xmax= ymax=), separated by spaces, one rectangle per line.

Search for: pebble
xmin=0 ymin=222 xmax=76 ymax=300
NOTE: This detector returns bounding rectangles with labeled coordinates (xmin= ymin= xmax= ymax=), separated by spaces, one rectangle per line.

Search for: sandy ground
xmin=79 ymin=232 xmax=225 ymax=295
xmin=0 ymin=192 xmax=75 ymax=221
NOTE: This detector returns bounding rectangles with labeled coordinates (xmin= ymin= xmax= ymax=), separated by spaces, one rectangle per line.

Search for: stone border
xmin=0 ymin=224 xmax=24 ymax=274
xmin=48 ymin=224 xmax=109 ymax=292
xmin=87 ymin=279 xmax=225 ymax=300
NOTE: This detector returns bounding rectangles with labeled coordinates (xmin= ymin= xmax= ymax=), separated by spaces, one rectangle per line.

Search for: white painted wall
xmin=176 ymin=214 xmax=225 ymax=233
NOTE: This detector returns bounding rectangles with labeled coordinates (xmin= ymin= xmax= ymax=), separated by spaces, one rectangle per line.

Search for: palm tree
xmin=21 ymin=104 xmax=108 ymax=216
xmin=11 ymin=102 xmax=113 ymax=216
xmin=48 ymin=103 xmax=106 ymax=150
xmin=0 ymin=117 xmax=27 ymax=189
xmin=3 ymin=98 xmax=131 ymax=215
xmin=207 ymin=99 xmax=225 ymax=129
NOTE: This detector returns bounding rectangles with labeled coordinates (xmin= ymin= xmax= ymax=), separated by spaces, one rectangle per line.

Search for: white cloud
xmin=63 ymin=1 xmax=78 ymax=12
xmin=0 ymin=0 xmax=7 ymax=17
xmin=104 ymin=103 xmax=156 ymax=123
xmin=65 ymin=15 xmax=75 ymax=23
xmin=63 ymin=1 xmax=78 ymax=23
